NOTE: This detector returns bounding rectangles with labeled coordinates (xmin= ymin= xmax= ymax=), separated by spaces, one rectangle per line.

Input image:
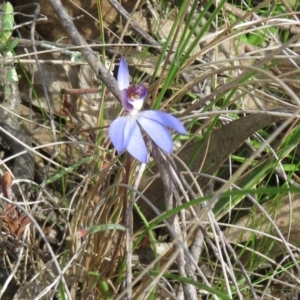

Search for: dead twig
xmin=48 ymin=0 xmax=120 ymax=101
xmin=61 ymin=88 xmax=98 ymax=95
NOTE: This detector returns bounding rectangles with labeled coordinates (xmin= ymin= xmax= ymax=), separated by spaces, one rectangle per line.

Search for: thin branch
xmin=48 ymin=0 xmax=120 ymax=101
xmin=107 ymin=0 xmax=162 ymax=49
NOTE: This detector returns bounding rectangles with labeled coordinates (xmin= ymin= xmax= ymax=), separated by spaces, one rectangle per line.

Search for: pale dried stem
xmin=125 ymin=162 xmax=146 ymax=299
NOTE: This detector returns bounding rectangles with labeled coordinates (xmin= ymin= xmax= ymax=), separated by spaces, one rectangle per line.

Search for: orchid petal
xmin=108 ymin=116 xmax=127 ymax=153
xmin=124 ymin=117 xmax=148 ymax=163
xmin=120 ymin=89 xmax=133 ymax=111
xmin=139 ymin=110 xmax=187 ymax=134
xmin=137 ymin=116 xmax=173 ymax=153
xmin=110 ymin=57 xmax=187 ymax=163
xmin=117 ymin=57 xmax=130 ymax=91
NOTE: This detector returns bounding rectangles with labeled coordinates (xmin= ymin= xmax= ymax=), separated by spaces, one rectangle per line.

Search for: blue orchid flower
xmin=109 ymin=57 xmax=187 ymax=163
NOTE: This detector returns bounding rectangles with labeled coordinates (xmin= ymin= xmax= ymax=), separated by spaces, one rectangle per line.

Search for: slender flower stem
xmin=100 ymin=154 xmax=131 ymax=280
xmin=126 ymin=161 xmax=147 ymax=299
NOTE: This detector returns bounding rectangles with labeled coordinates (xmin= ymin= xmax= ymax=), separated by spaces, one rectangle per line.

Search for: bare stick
xmin=61 ymin=88 xmax=99 ymax=95
xmin=48 ymin=0 xmax=120 ymax=101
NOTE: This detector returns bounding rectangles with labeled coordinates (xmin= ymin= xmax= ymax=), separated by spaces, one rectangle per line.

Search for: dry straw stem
xmin=0 ymin=195 xmax=71 ymax=298
xmin=139 ymin=105 xmax=300 ymax=297
xmin=180 ymin=48 xmax=300 ymax=117
xmin=115 ymin=181 xmax=216 ymax=299
xmin=24 ymin=2 xmax=58 ymax=151
xmin=143 ymin=107 xmax=300 ymax=220
xmin=148 ymin=152 xmax=257 ymax=297
xmin=219 ymin=186 xmax=300 ymax=287
xmin=223 ymin=0 xmax=300 ymax=33
xmin=151 ymin=145 xmax=197 ymax=299
xmin=192 ymin=107 xmax=300 ymax=273
xmin=3 ymin=1 xmax=297 ymax=299
xmin=107 ymin=0 xmax=162 ymax=49
xmin=125 ymin=162 xmax=147 ymax=299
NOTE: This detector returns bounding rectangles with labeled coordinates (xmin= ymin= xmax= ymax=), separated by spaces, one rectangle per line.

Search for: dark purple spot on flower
xmin=127 ymin=85 xmax=148 ymax=101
